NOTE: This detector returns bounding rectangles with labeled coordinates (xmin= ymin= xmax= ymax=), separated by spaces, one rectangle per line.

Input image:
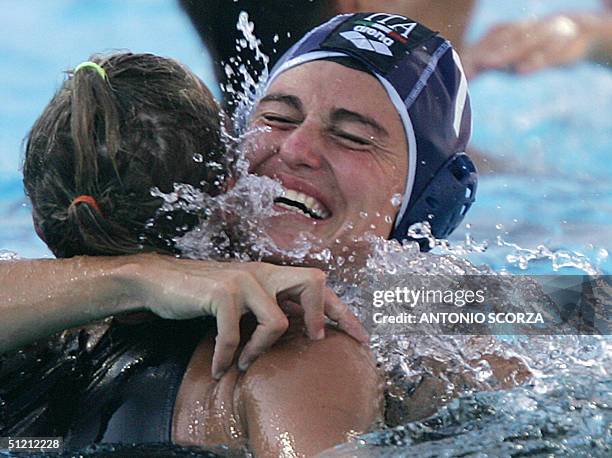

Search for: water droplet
xmin=207 ymin=161 xmax=224 ymax=170
xmin=0 ymin=250 xmax=19 ymax=260
xmin=359 ymin=211 xmax=368 ymax=219
xmin=390 ymin=193 xmax=403 ymax=207
xmin=193 ymin=153 xmax=204 ymax=163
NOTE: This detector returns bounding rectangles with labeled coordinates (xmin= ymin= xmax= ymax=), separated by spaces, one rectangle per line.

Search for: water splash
xmin=497 ymin=236 xmax=600 ymax=274
xmin=142 ymin=11 xmax=609 ymax=458
xmin=321 ymin=367 xmax=611 ymax=457
xmin=321 ymin=229 xmax=609 ymax=457
xmin=152 ymin=165 xmax=609 ymax=454
xmin=0 ymin=249 xmax=20 ymax=260
xmin=404 ymin=221 xmax=600 ymax=275
xmin=331 ymin=236 xmax=610 ymax=451
xmin=224 ymin=11 xmax=272 ymax=133
xmin=152 ymin=174 xmax=282 ymax=261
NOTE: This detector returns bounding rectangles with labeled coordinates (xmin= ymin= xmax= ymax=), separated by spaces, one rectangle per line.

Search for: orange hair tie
xmin=70 ymin=195 xmax=102 ymax=215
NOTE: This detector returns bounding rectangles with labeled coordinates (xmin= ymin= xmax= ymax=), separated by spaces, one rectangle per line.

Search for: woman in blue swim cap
xmin=1 ymin=13 xmax=501 ymax=457
xmin=244 ymin=12 xmax=477 ymax=258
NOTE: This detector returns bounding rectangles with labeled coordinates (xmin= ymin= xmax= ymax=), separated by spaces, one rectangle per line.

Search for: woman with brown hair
xmin=1 ymin=51 xmax=377 ymax=456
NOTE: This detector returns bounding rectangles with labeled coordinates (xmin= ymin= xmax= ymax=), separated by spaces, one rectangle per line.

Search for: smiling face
xmin=244 ymin=60 xmax=408 ymax=259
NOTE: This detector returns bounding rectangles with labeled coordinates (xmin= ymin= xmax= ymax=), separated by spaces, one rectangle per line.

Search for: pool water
xmin=1 ymin=0 xmax=609 ymax=272
xmin=0 ymin=0 xmax=610 ymax=457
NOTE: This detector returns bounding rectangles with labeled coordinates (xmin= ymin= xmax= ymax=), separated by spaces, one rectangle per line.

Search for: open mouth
xmin=274 ymin=189 xmax=331 ymax=220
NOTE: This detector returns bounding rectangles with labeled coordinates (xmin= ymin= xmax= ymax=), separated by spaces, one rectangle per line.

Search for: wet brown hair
xmin=23 ymin=53 xmax=228 ymax=258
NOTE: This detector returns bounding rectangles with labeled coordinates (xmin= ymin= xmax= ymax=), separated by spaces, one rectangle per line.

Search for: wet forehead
xmin=263 ymin=60 xmax=401 ymax=129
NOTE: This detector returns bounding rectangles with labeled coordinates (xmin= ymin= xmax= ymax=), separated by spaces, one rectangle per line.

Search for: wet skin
xmin=244 ymin=60 xmax=409 ymax=259
xmin=172 ymin=316 xmax=383 ymax=457
xmin=172 ymin=59 xmax=530 ymax=455
xmin=170 ymin=62 xmax=409 ymax=456
xmin=170 ymin=62 xmax=410 ymax=455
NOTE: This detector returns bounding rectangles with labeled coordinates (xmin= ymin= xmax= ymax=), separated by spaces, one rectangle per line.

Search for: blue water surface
xmin=0 ymin=2 xmax=610 ymax=458
xmin=0 ymin=0 xmax=610 ymax=272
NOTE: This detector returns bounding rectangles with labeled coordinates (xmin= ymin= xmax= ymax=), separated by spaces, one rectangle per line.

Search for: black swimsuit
xmin=0 ymin=317 xmax=209 ymax=446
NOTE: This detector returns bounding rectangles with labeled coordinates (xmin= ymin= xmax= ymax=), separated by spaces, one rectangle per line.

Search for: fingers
xmin=212 ymin=273 xmax=291 ymax=377
xmin=464 ymin=15 xmax=591 ymax=78
xmin=469 ymin=32 xmax=540 ymax=75
xmin=266 ymin=265 xmax=366 ymax=342
xmin=211 ymin=295 xmax=241 ymax=379
xmin=323 ymin=288 xmax=369 ymax=343
xmin=210 ymin=264 xmax=369 ymax=378
xmin=236 ymin=274 xmax=289 ymax=371
xmin=295 ymin=270 xmax=326 ymax=340
xmin=253 ymin=264 xmax=327 ymax=341
xmin=515 ymin=37 xmax=587 ymax=73
xmin=237 ymin=313 xmax=288 ymax=371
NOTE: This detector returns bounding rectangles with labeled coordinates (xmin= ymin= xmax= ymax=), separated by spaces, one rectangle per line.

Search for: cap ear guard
xmin=392 ymin=152 xmax=477 ymax=249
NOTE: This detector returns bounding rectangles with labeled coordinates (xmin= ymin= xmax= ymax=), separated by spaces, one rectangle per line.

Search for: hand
xmin=127 ymin=254 xmax=368 ymax=378
xmin=463 ymin=14 xmax=599 ymax=78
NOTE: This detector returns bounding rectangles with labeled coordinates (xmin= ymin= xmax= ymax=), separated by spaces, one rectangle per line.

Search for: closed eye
xmin=261 ymin=113 xmax=300 ymax=129
xmin=330 ymin=128 xmax=374 ymax=148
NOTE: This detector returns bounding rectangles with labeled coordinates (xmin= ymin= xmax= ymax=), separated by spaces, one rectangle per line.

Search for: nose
xmin=278 ymin=120 xmax=324 ymax=170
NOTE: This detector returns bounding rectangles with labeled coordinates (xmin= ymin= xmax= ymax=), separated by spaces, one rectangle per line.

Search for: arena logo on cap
xmin=321 ymin=13 xmax=437 ymax=74
xmin=339 ymin=14 xmax=417 ymax=57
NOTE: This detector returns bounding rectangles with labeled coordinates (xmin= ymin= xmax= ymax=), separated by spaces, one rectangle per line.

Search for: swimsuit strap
xmin=65 ymin=318 xmax=208 ymax=447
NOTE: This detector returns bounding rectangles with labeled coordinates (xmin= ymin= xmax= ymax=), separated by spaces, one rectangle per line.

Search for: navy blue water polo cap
xmin=265 ymin=13 xmax=478 ymax=245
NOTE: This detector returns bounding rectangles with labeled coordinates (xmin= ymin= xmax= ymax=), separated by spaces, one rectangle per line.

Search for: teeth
xmin=277 ymin=189 xmax=330 ymax=219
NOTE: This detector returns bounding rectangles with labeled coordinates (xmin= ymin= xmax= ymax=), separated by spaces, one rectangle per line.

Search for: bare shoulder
xmin=243 ymin=325 xmax=380 ymax=387
xmin=237 ymin=324 xmax=383 ymax=457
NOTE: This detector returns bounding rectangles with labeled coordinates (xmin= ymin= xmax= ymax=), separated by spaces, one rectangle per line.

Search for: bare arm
xmin=463 ymin=12 xmax=612 ymax=78
xmin=0 ymin=254 xmax=367 ymax=377
xmin=0 ymin=256 xmax=140 ymax=353
xmin=173 ymin=320 xmax=382 ymax=457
